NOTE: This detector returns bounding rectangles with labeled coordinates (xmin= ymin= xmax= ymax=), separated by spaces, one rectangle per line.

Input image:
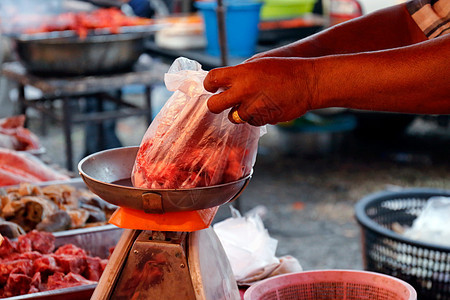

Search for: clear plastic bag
xmin=132 ymin=57 xmax=264 ymax=189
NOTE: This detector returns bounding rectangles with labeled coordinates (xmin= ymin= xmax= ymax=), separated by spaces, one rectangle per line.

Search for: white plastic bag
xmin=403 ymin=196 xmax=450 ymax=246
xmin=213 ymin=207 xmax=280 ymax=282
xmin=132 ymin=57 xmax=264 ymax=189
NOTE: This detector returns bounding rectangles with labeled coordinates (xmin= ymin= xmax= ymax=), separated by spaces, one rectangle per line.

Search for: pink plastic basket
xmin=244 ymin=270 xmax=417 ymax=300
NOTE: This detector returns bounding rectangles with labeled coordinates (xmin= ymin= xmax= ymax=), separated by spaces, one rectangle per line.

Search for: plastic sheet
xmin=213 ymin=207 xmax=288 ymax=284
xmin=403 ymin=196 xmax=450 ymax=246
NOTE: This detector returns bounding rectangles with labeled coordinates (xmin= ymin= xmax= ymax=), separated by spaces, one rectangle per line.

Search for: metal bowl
xmin=13 ymin=32 xmax=147 ymax=76
xmin=78 ymin=146 xmax=252 ymax=214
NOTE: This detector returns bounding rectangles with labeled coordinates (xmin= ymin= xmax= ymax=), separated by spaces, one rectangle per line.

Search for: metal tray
xmin=4 ymin=224 xmax=124 ymax=300
xmin=11 ymin=27 xmax=161 ymax=76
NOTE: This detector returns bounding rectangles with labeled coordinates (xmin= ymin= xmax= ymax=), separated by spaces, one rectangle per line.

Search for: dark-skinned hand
xmin=204 ymin=58 xmax=317 ymax=126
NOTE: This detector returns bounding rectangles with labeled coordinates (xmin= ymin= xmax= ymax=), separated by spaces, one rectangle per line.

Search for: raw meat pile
xmin=0 ymin=115 xmax=40 ymax=152
xmin=25 ymin=8 xmax=154 ymax=39
xmin=0 ymin=230 xmax=108 ymax=298
xmin=133 ymin=138 xmax=256 ymax=189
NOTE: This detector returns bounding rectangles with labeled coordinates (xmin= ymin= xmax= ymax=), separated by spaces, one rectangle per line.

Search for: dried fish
xmin=0 ymin=183 xmax=116 ymax=235
xmin=42 ymin=184 xmax=78 ymax=209
xmin=67 ymin=209 xmax=90 ymax=228
xmin=22 ymin=196 xmax=58 ymax=223
xmin=0 ymin=194 xmax=11 ymax=211
xmin=18 ymin=182 xmax=42 ymax=197
xmin=0 ymin=219 xmax=26 ymax=238
xmin=80 ymin=203 xmax=106 ymax=223
xmin=2 ymin=200 xmax=25 ymax=218
xmin=80 ymin=194 xmax=117 ymax=214
xmin=36 ymin=211 xmax=72 ymax=232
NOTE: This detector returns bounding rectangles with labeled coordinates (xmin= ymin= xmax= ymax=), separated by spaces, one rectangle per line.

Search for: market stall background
xmin=0 ymin=0 xmax=449 ymax=298
xmin=33 ymin=104 xmax=450 ymax=271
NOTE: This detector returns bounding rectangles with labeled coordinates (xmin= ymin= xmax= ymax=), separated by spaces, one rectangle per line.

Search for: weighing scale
xmin=79 ymin=146 xmax=251 ymax=299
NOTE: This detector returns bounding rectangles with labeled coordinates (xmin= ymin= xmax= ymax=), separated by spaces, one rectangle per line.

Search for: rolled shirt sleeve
xmin=406 ymin=0 xmax=450 ymax=38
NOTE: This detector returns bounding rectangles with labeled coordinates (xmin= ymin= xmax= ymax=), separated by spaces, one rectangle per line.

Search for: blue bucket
xmin=195 ymin=1 xmax=263 ymax=58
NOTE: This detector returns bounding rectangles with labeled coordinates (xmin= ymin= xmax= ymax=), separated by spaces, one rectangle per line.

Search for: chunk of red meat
xmin=64 ymin=272 xmax=97 ymax=286
xmin=17 ymin=235 xmax=32 ymax=253
xmin=33 ymin=255 xmax=61 ymax=274
xmin=83 ymin=256 xmax=104 ymax=281
xmin=3 ymin=273 xmax=32 ymax=297
xmin=46 ymin=272 xmax=96 ymax=290
xmin=52 ymin=254 xmax=87 ymax=275
xmin=54 ymin=244 xmax=87 ymax=257
xmin=45 ymin=272 xmax=65 ymax=290
xmin=28 ymin=285 xmax=40 ymax=294
xmin=30 ymin=272 xmax=42 ymax=292
xmin=108 ymin=247 xmax=115 ymax=258
xmin=0 ymin=236 xmax=17 ymax=258
xmin=10 ymin=261 xmax=33 ymax=277
xmin=18 ymin=251 xmax=43 ymax=261
xmin=133 ymin=137 xmax=251 ymax=189
xmin=18 ymin=230 xmax=55 ymax=254
xmin=0 ymin=259 xmax=32 ymax=285
xmin=101 ymin=258 xmax=108 ymax=271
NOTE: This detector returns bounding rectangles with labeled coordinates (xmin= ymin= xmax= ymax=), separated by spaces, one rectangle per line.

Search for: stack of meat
xmin=0 ymin=230 xmax=108 ymax=298
xmin=0 ymin=149 xmax=69 ymax=187
xmin=0 ymin=115 xmax=40 ymax=152
xmin=25 ymin=7 xmax=154 ymax=39
xmin=0 ymin=115 xmax=69 ymax=187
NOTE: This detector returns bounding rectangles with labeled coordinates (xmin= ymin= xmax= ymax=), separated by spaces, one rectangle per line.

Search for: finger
xmin=207 ymin=90 xmax=242 ymax=114
xmin=228 ymin=104 xmax=266 ymax=126
xmin=203 ymin=68 xmax=234 ymax=93
xmin=228 ymin=106 xmax=247 ymax=124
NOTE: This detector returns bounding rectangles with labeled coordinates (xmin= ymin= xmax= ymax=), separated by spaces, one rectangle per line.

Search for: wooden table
xmin=2 ymin=61 xmax=167 ymax=171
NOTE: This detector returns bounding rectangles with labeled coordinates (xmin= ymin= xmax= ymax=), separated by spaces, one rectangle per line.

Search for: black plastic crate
xmin=355 ymin=188 xmax=450 ymax=300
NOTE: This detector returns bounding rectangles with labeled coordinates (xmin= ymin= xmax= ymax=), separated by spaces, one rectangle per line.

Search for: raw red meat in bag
xmin=132 ymin=57 xmax=264 ymax=189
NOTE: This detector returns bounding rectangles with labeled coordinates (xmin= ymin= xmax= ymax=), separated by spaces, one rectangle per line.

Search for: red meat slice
xmin=0 ymin=167 xmax=41 ymax=186
xmin=0 ymin=148 xmax=69 ymax=187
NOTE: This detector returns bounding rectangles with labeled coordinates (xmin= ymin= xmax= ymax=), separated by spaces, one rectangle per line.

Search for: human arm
xmin=204 ymin=35 xmax=450 ymax=126
xmin=248 ymin=3 xmax=427 ymax=59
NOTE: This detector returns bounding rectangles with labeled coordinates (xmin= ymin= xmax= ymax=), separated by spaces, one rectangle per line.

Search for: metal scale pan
xmin=78 ymin=146 xmax=248 ymax=299
xmin=78 ymin=146 xmax=251 ymax=214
